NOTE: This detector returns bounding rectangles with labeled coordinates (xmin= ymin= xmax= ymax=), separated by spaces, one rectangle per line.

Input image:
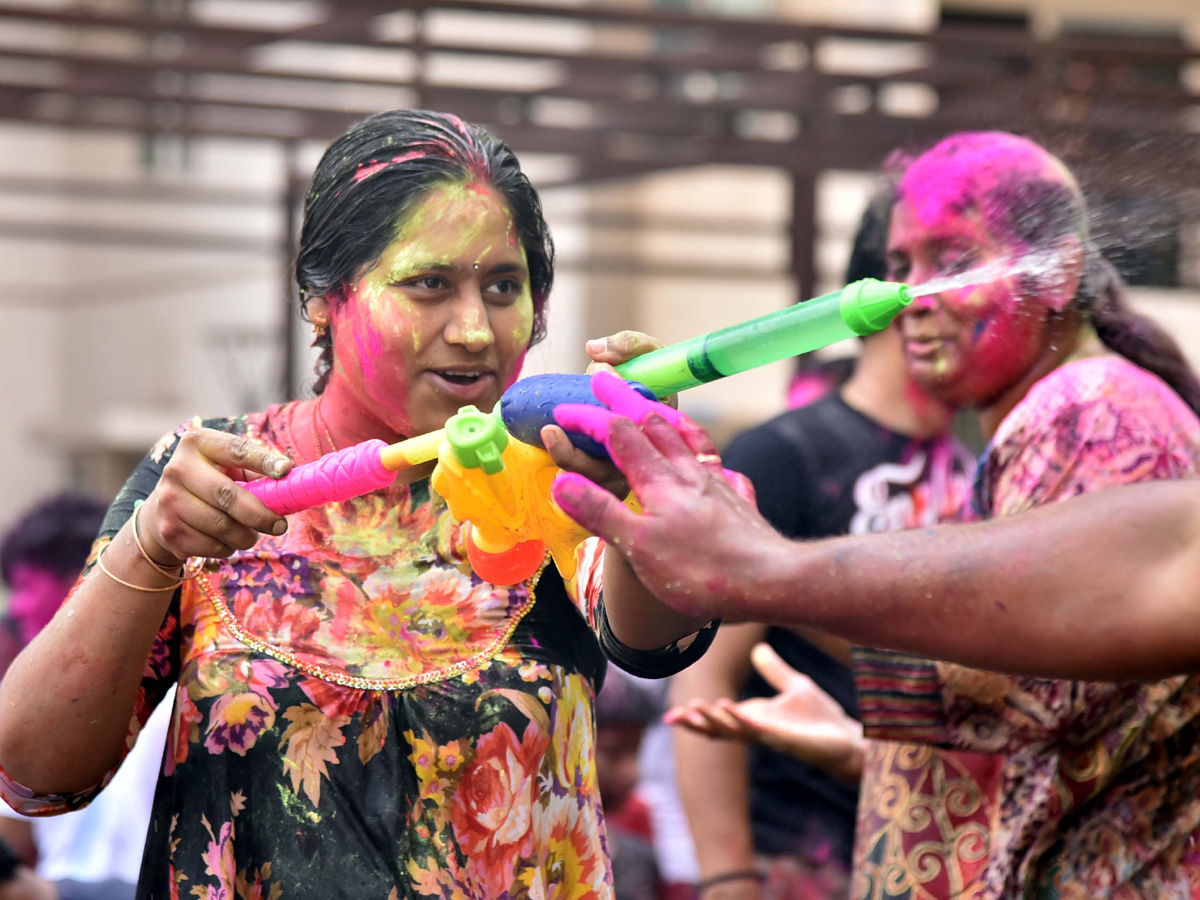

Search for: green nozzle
xmin=839 ymin=278 xmax=913 ymax=336
xmin=445 ymin=406 xmax=509 ymax=474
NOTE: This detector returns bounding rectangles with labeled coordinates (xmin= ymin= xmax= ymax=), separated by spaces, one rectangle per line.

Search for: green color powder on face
xmin=365 ymin=180 xmax=531 ymax=351
xmin=511 ymin=294 xmax=535 ymax=347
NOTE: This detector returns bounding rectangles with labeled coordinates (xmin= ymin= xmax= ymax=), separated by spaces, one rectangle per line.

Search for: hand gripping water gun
xmin=240 ymin=278 xmax=912 ymax=583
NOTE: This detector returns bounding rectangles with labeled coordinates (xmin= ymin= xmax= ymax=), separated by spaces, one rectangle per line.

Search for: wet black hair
xmin=0 ymin=492 xmax=108 ymax=587
xmin=295 ymin=109 xmax=555 ymax=394
xmin=846 ymin=184 xmax=895 ymax=285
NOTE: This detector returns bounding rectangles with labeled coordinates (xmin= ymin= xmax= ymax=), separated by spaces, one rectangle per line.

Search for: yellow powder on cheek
xmin=373 ymin=291 xmax=421 ymax=355
xmin=356 ymin=279 xmax=387 ymax=306
xmin=511 ymin=292 xmax=534 ymax=346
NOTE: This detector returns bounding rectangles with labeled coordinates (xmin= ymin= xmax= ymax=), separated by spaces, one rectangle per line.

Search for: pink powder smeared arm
xmin=238 ymin=440 xmax=394 ymax=515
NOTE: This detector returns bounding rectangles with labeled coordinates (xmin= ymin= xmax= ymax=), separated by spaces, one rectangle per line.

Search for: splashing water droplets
xmin=908 ymin=251 xmax=1063 ymax=299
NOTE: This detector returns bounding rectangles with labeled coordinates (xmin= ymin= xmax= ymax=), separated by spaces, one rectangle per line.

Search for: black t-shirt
xmin=722 ymin=393 xmax=972 ymax=864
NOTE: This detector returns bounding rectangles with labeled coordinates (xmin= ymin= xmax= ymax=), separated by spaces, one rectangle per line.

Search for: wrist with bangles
xmin=96 ymin=503 xmax=202 ymax=593
xmin=695 ymin=869 xmax=766 ymax=895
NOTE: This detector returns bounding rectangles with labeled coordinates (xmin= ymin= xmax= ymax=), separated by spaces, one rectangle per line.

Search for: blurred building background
xmin=0 ymin=0 xmax=1197 ymax=525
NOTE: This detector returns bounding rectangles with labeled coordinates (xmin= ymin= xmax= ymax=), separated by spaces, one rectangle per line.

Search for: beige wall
xmin=944 ymin=0 xmax=1200 ymax=37
xmin=0 ymin=307 xmax=64 ymax=522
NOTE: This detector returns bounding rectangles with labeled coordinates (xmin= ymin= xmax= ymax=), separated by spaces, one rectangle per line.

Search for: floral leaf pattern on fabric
xmin=201 ymin=657 xmax=288 ymax=756
xmin=477 ymin=688 xmax=551 ymax=735
xmin=356 ymin=692 xmax=389 ymax=766
xmin=280 ymin=702 xmax=348 ymax=808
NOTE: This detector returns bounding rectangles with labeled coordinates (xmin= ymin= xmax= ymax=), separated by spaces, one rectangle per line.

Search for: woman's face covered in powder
xmin=326 ymin=181 xmax=534 ymax=437
xmin=885 ymin=134 xmax=1077 ymax=409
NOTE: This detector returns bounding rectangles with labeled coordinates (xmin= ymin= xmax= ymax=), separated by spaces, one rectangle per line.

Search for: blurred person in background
xmin=784 ymin=357 xmax=854 ymax=412
xmin=0 ymin=492 xmax=171 ymax=900
xmin=667 ymin=188 xmax=973 ymax=900
xmin=557 ymin=132 xmax=1200 ymax=899
xmin=629 ymin=678 xmax=699 ymax=900
xmin=595 ymin=668 xmax=667 ymax=900
xmin=0 ymin=494 xmax=106 ymax=679
xmin=0 ymin=109 xmax=716 ymax=900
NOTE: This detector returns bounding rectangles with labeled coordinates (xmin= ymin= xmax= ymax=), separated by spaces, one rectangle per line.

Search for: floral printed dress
xmin=0 ymin=402 xmax=715 ymax=900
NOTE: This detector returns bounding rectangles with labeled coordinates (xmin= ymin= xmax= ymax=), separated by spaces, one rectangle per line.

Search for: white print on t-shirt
xmin=849 ymin=440 xmax=973 ymax=535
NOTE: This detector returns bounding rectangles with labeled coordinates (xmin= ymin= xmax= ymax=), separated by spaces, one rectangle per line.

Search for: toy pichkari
xmin=240 ymin=278 xmax=912 ymax=584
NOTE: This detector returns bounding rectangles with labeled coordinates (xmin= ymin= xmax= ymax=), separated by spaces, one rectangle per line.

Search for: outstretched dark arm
xmin=554 ymin=411 xmax=1200 ymax=681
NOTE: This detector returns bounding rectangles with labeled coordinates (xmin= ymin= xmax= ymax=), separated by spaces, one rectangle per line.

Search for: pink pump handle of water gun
xmin=237 ymin=440 xmax=394 ymax=516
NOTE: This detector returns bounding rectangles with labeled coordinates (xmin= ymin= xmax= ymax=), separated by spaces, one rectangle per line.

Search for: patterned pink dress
xmin=852 ymin=356 xmax=1200 ymax=899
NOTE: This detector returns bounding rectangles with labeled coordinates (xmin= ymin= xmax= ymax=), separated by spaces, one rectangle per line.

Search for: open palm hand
xmin=665 ymin=643 xmax=865 ymax=782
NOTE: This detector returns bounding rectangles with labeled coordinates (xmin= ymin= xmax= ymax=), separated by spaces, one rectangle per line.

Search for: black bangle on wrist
xmin=695 ymin=869 xmax=765 ymax=894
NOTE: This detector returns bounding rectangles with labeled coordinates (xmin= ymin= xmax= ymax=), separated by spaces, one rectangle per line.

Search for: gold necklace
xmin=310 ymin=394 xmax=337 ymax=458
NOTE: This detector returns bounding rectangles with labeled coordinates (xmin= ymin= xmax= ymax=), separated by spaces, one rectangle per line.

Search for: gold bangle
xmin=131 ymin=504 xmax=187 ymax=580
xmin=96 ymin=542 xmax=183 ymax=593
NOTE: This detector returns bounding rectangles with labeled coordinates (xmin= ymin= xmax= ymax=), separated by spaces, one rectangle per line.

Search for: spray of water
xmin=909 ymin=251 xmax=1063 ymax=298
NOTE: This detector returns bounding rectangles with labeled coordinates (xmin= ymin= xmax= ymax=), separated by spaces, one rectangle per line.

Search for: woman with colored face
xmin=0 ymin=110 xmax=714 ymax=900
xmin=850 ymin=137 xmax=1200 ymax=898
xmin=555 ymin=132 xmax=1200 ymax=898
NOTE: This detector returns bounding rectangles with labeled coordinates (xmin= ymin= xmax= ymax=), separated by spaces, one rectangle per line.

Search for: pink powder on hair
xmin=353 ymin=150 xmax=430 ymax=183
xmin=898 ymin=132 xmax=1066 ymax=231
xmin=447 ymin=113 xmax=472 ymax=140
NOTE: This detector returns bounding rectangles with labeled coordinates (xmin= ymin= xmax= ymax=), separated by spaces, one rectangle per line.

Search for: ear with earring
xmin=305 ymin=295 xmax=330 ymax=343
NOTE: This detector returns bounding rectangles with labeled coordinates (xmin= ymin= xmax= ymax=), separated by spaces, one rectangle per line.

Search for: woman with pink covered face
xmin=557 ymin=132 xmax=1200 ymax=898
xmin=0 ymin=110 xmax=714 ymax=900
xmin=847 ymin=133 xmax=1200 ymax=900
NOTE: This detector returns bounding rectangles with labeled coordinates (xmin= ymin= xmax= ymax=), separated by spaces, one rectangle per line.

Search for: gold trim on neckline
xmin=192 ymin=557 xmax=545 ymax=691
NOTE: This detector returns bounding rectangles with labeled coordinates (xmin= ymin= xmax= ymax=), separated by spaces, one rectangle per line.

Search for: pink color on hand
xmin=238 ymin=440 xmax=394 ymax=516
xmin=550 ymin=471 xmax=595 ymax=522
xmin=593 ymin=371 xmax=684 ymax=427
xmin=554 ymin=371 xmax=752 ymax=500
xmin=553 ymin=371 xmax=683 ymax=455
